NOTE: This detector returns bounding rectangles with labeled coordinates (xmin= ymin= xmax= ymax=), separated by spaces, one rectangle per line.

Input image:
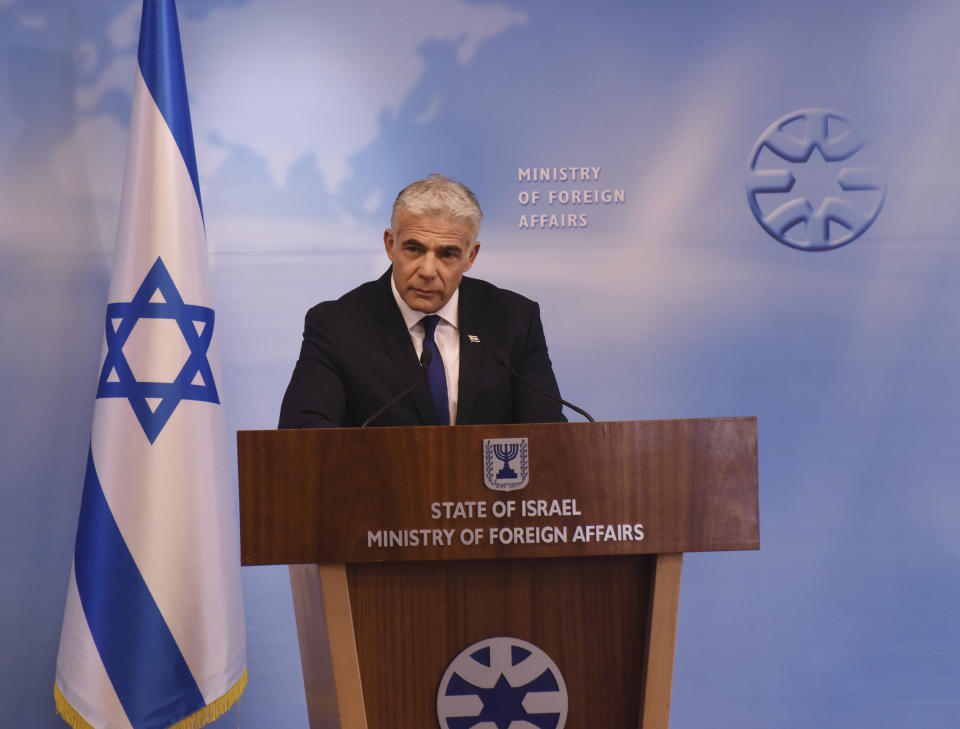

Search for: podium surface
xmin=238 ymin=417 xmax=758 ymax=729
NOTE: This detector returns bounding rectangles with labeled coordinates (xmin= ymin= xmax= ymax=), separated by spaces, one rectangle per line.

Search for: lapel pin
xmin=467 ymin=334 xmax=480 ymax=343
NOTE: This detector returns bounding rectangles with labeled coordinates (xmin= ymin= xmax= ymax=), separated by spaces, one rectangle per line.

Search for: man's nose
xmin=418 ymin=252 xmax=438 ymax=277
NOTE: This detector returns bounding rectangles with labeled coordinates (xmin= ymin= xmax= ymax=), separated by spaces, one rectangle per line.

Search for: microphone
xmin=361 ymin=348 xmax=433 ymax=427
xmin=493 ymin=350 xmax=595 ymax=422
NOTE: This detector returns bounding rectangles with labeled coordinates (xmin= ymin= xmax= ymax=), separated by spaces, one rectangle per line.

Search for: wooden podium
xmin=238 ymin=418 xmax=758 ymax=729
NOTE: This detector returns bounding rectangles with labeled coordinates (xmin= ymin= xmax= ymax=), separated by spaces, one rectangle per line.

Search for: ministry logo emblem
xmin=746 ymin=108 xmax=886 ymax=251
xmin=483 ymin=438 xmax=529 ymax=491
xmin=437 ymin=636 xmax=568 ymax=729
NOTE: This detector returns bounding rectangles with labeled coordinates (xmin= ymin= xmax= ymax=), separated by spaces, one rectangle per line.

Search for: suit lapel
xmin=456 ymin=277 xmax=484 ymax=425
xmin=373 ymin=269 xmax=436 ymax=425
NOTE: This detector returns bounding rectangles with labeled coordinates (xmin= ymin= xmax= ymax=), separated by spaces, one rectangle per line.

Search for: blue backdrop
xmin=2 ymin=1 xmax=958 ymax=727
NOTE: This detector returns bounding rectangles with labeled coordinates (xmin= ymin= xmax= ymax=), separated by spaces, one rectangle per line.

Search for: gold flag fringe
xmin=54 ymin=683 xmax=96 ymax=729
xmin=55 ymin=669 xmax=248 ymax=729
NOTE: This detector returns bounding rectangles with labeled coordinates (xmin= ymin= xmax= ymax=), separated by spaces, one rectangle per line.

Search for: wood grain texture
xmin=640 ymin=554 xmax=683 ymax=729
xmin=238 ymin=418 xmax=759 ymax=565
xmin=345 ymin=556 xmax=653 ymax=729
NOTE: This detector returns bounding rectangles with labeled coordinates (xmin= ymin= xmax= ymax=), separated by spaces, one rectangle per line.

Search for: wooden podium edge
xmin=639 ymin=553 xmax=683 ymax=729
xmin=290 ymin=564 xmax=369 ymax=729
xmin=319 ymin=565 xmax=369 ymax=729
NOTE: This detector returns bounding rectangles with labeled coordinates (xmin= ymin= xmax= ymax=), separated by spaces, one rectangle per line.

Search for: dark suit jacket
xmin=278 ymin=269 xmax=565 ymax=428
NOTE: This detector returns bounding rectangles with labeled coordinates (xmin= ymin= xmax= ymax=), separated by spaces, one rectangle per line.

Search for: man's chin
xmin=407 ymin=293 xmax=441 ymax=313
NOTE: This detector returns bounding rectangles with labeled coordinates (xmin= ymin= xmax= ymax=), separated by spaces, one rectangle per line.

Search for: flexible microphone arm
xmin=360 ymin=348 xmax=433 ymax=427
xmin=493 ymin=350 xmax=595 ymax=422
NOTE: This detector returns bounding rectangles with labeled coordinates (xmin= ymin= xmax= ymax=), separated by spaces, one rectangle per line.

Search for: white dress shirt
xmin=391 ymin=277 xmax=460 ymax=424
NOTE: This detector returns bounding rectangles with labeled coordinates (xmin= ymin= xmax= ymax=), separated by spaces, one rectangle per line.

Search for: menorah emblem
xmin=482 ymin=438 xmax=529 ymax=491
xmin=493 ymin=442 xmax=519 ymax=479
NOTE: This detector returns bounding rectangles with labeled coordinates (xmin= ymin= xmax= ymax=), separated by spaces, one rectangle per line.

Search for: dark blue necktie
xmin=420 ymin=315 xmax=449 ymax=425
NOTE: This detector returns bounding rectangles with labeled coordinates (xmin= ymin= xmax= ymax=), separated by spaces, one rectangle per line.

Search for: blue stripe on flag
xmin=137 ymin=0 xmax=203 ymax=214
xmin=74 ymin=447 xmax=205 ymax=729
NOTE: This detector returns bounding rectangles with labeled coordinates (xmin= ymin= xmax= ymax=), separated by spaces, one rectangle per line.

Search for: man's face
xmin=384 ymin=212 xmax=480 ymax=313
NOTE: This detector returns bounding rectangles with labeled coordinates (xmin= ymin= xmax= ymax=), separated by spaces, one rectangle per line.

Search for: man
xmin=278 ymin=174 xmax=565 ymax=428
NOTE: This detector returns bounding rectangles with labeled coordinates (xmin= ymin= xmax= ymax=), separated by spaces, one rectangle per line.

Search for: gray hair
xmin=391 ymin=174 xmax=483 ymax=243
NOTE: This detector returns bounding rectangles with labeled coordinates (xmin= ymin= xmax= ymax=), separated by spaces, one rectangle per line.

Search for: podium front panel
xmin=347 ymin=555 xmax=652 ymax=729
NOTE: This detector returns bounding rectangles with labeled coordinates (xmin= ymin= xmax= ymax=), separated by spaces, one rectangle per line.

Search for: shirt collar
xmin=390 ymin=274 xmax=460 ymax=331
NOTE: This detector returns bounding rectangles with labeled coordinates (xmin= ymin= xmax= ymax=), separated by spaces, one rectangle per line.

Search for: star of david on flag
xmin=54 ymin=2 xmax=247 ymax=729
xmin=98 ymin=256 xmax=219 ymax=443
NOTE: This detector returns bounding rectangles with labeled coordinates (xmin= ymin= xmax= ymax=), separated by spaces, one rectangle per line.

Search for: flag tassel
xmin=55 ymin=670 xmax=248 ymax=729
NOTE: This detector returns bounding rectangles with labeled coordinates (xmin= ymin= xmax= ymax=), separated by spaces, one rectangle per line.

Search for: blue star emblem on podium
xmin=440 ymin=642 xmax=564 ymax=729
xmin=97 ymin=257 xmax=219 ymax=443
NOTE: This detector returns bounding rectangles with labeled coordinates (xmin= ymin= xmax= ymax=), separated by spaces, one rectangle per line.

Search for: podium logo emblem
xmin=483 ymin=438 xmax=529 ymax=491
xmin=437 ymin=636 xmax=568 ymax=729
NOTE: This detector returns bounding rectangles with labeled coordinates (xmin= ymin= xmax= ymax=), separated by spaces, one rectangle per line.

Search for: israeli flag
xmin=54 ymin=2 xmax=246 ymax=728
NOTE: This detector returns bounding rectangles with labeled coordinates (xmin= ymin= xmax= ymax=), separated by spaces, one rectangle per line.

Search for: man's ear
xmin=383 ymin=229 xmax=395 ymax=260
xmin=464 ymin=241 xmax=480 ymax=271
